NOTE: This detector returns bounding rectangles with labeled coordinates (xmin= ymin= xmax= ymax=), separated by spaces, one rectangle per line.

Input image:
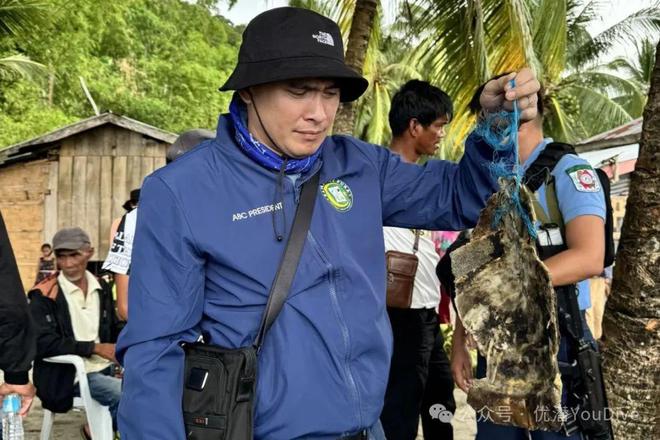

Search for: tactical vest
xmin=524 ymin=142 xmax=614 ymax=266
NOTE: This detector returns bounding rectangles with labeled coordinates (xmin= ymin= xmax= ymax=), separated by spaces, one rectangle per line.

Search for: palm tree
xmin=604 ymin=38 xmax=657 ymax=117
xmin=0 ymin=53 xmax=45 ymax=79
xmin=0 ymin=0 xmax=48 ymax=79
xmin=408 ymin=0 xmax=659 ymax=157
xmin=601 ymin=39 xmax=660 ymax=440
xmin=546 ymin=2 xmax=658 ymax=142
xmin=293 ymin=0 xmax=657 ymax=156
xmin=333 ymin=0 xmax=380 ymax=134
xmin=608 ymin=37 xmax=657 ymax=92
xmin=353 ymin=33 xmax=422 ymax=145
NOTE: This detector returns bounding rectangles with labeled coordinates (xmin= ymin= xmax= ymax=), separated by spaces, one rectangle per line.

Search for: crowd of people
xmin=0 ymin=6 xmax=610 ymax=440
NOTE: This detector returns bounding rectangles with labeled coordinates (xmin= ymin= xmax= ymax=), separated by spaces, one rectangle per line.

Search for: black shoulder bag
xmin=181 ymin=172 xmax=320 ymax=440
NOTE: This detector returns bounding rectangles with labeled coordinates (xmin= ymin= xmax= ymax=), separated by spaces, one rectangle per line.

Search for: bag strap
xmin=525 ymin=142 xmax=574 ymax=228
xmin=254 ymin=171 xmax=320 ymax=352
xmin=524 ymin=142 xmax=575 ymax=193
xmin=544 ymin=178 xmax=564 ymax=228
xmin=412 ymin=230 xmax=421 ymax=254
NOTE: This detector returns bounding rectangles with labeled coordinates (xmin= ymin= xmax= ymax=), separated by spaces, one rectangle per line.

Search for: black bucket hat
xmin=219 ymin=7 xmax=368 ymax=102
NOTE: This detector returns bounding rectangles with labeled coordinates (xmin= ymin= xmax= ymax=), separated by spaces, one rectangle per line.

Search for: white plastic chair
xmin=39 ymin=355 xmax=114 ymax=440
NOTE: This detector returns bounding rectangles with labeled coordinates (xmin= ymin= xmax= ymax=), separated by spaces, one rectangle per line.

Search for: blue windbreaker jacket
xmin=116 ymin=114 xmax=501 ymax=439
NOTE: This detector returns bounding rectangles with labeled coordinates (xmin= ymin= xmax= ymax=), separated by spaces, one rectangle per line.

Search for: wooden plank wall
xmin=52 ymin=125 xmax=169 ymax=260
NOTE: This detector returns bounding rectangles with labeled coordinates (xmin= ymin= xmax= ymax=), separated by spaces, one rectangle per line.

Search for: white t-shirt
xmin=383 ymin=227 xmax=441 ymax=309
xmin=102 ymin=208 xmax=137 ymax=275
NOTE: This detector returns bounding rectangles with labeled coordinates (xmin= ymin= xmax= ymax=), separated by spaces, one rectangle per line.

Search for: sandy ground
xmin=23 ymin=397 xmax=87 ymax=439
xmin=415 ymin=389 xmax=477 ymax=440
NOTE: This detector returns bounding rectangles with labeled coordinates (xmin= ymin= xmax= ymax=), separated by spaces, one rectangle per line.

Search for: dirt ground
xmin=23 ymin=397 xmax=87 ymax=439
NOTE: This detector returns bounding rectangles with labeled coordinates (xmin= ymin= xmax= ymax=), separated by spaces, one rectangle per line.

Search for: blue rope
xmin=475 ymin=80 xmax=537 ymax=239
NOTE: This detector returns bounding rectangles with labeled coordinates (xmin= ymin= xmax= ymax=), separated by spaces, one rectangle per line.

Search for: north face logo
xmin=312 ymin=31 xmax=334 ymax=46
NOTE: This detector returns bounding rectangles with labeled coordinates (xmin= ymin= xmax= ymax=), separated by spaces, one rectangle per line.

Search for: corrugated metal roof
xmin=579 ymin=118 xmax=643 ymax=144
xmin=0 ymin=112 xmax=177 ymax=167
xmin=579 ymin=143 xmax=639 ymax=168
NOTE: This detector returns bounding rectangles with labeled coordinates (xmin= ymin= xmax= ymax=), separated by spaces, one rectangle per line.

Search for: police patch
xmin=320 ymin=179 xmax=353 ymax=212
xmin=565 ymin=165 xmax=600 ymax=192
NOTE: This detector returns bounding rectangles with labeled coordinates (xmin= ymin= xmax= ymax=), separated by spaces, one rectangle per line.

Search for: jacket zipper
xmin=307 ymin=232 xmax=363 ymax=431
xmin=289 ymin=171 xmax=363 ymax=430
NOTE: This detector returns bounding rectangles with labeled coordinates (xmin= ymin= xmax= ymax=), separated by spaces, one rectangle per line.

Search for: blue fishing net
xmin=474 ymin=81 xmax=537 ymax=239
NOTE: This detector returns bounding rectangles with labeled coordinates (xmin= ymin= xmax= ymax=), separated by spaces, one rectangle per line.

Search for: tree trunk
xmin=333 ymin=0 xmax=378 ymax=135
xmin=601 ymin=41 xmax=660 ymax=439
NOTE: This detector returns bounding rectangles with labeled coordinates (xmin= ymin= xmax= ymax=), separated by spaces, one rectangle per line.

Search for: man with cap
xmin=29 ymin=227 xmax=121 ymax=436
xmin=117 ymin=7 xmax=541 ymax=439
xmin=103 ymin=129 xmax=214 ymax=320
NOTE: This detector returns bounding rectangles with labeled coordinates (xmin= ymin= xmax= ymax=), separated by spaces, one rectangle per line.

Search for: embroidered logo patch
xmin=312 ymin=31 xmax=335 ymax=46
xmin=566 ymin=165 xmax=600 ymax=192
xmin=321 ymin=179 xmax=353 ymax=212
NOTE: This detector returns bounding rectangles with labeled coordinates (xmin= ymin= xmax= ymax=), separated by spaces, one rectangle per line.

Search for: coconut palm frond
xmin=0 ymin=53 xmax=47 ymax=80
xmin=0 ymin=0 xmax=48 ymax=36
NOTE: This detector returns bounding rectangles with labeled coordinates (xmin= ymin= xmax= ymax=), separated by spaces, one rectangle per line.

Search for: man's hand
xmin=0 ymin=382 xmax=36 ymax=416
xmin=93 ymin=343 xmax=118 ymax=364
xmin=479 ymin=68 xmax=541 ymax=122
xmin=451 ymin=325 xmax=473 ymax=394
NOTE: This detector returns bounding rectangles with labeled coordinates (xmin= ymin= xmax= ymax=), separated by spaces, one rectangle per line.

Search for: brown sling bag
xmin=385 ymin=230 xmax=420 ymax=309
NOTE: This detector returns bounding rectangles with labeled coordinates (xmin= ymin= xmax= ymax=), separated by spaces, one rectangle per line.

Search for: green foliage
xmin=0 ymin=0 xmax=48 ymax=81
xmin=3 ymin=0 xmax=656 ymax=151
xmin=0 ymin=0 xmax=241 ymax=148
xmin=0 ymin=0 xmax=48 ymax=36
xmin=608 ymin=38 xmax=658 ymax=92
xmin=407 ymin=0 xmax=660 ymax=154
xmin=0 ymin=53 xmax=46 ymax=80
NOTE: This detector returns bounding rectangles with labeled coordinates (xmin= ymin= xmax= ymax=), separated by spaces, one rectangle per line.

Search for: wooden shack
xmin=0 ymin=112 xmax=177 ymax=289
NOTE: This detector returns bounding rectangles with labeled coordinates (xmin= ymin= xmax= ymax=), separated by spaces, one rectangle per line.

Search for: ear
xmin=238 ymin=89 xmax=252 ymax=104
xmin=408 ymin=118 xmax=421 ymax=138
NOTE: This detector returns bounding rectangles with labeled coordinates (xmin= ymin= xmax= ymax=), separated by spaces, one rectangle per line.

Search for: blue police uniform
xmin=476 ymin=138 xmax=606 ymax=440
xmin=528 ymin=138 xmax=606 ymax=310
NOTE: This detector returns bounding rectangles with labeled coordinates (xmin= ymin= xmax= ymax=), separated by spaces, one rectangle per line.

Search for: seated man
xmin=29 ymin=227 xmax=121 ymax=436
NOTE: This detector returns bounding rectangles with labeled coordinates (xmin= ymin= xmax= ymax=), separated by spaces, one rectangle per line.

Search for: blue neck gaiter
xmin=228 ymin=98 xmax=321 ymax=174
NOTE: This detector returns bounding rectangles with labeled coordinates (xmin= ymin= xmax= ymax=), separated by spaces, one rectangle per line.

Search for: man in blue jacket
xmin=117 ymin=7 xmax=541 ymax=440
